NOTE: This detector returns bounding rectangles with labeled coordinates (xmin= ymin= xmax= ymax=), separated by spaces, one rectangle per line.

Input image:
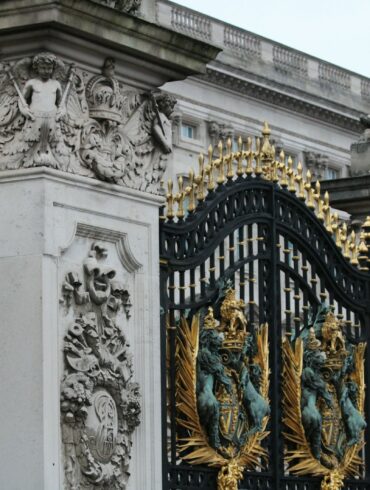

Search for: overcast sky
xmin=176 ymin=0 xmax=370 ymax=78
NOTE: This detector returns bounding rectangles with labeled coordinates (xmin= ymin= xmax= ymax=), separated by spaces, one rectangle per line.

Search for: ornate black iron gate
xmin=159 ymin=124 xmax=370 ymax=490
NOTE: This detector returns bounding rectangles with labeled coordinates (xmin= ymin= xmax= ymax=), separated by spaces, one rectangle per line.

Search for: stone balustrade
xmin=273 ymin=45 xmax=308 ymax=77
xmin=224 ymin=26 xmax=261 ymax=58
xmin=361 ymin=79 xmax=370 ymax=101
xmin=171 ymin=6 xmax=212 ymax=40
xmin=318 ymin=62 xmax=351 ymax=90
xmin=157 ymin=0 xmax=370 ymax=103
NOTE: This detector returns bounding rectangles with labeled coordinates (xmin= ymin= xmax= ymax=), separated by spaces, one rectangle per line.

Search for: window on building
xmin=325 ymin=167 xmax=339 ymax=180
xmin=181 ymin=123 xmax=197 ymax=139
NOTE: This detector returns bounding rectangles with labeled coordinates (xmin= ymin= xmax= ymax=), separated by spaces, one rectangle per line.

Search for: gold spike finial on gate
xmin=331 ymin=213 xmax=341 ymax=247
xmin=246 ymin=137 xmax=253 ymax=175
xmin=305 ymin=170 xmax=315 ymax=209
xmin=315 ymin=181 xmax=324 ymax=222
xmin=255 ymin=137 xmax=263 ymax=175
xmin=236 ymin=136 xmax=243 ymax=176
xmin=195 ymin=153 xmax=206 ymax=201
xmin=186 ymin=168 xmax=196 ymax=213
xmin=226 ymin=138 xmax=234 ymax=179
xmin=358 ymin=232 xmax=369 ymax=270
xmin=271 ymin=154 xmax=279 ymax=183
xmin=207 ymin=145 xmax=216 ymax=191
xmin=295 ymin=162 xmax=305 ymax=200
xmin=340 ymin=223 xmax=350 ymax=258
xmin=287 ymin=156 xmax=296 ymax=193
xmin=279 ymin=150 xmax=288 ymax=188
xmin=217 ymin=140 xmax=226 ymax=184
xmin=260 ymin=121 xmax=275 ymax=166
xmin=175 ymin=175 xmax=185 ymax=219
xmin=166 ymin=179 xmax=175 ymax=220
xmin=350 ymin=231 xmax=359 ymax=266
xmin=323 ymin=191 xmax=332 ymax=233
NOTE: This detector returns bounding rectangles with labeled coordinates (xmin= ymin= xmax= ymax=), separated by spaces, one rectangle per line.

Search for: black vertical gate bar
xmin=239 ymin=226 xmax=245 ymax=301
xmin=160 ymin=261 xmax=170 ymax=486
xmin=168 ymin=271 xmax=177 ymax=465
xmin=248 ymin=224 xmax=255 ymax=327
xmin=284 ymin=236 xmax=292 ymax=334
xmin=271 ymin=185 xmax=282 ymax=487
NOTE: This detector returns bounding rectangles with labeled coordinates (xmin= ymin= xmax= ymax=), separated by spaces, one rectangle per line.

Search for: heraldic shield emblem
xmin=282 ymin=304 xmax=367 ymax=490
xmin=176 ymin=288 xmax=270 ymax=490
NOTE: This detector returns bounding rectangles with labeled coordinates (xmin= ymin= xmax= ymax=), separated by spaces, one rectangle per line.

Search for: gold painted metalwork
xmin=340 ymin=223 xmax=350 ymax=259
xmin=226 ymin=138 xmax=234 ymax=179
xmin=314 ymin=181 xmax=324 ymax=221
xmin=254 ymin=137 xmax=262 ymax=175
xmin=162 ymin=122 xmax=369 ymax=270
xmin=287 ymin=156 xmax=296 ymax=193
xmin=186 ymin=168 xmax=196 ymax=213
xmin=176 ymin=291 xmax=270 ymax=490
xmin=245 ymin=137 xmax=253 ymax=175
xmin=217 ymin=140 xmax=226 ymax=184
xmin=282 ymin=309 xmax=366 ymax=490
xmin=323 ymin=192 xmax=332 ymax=233
xmin=236 ymin=136 xmax=243 ymax=176
xmin=279 ymin=150 xmax=288 ymax=188
xmin=175 ymin=175 xmax=185 ymax=219
xmin=195 ymin=153 xmax=206 ymax=201
xmin=305 ymin=170 xmax=315 ymax=209
xmin=320 ymin=470 xmax=344 ymax=490
xmin=295 ymin=162 xmax=305 ymax=200
xmin=166 ymin=179 xmax=175 ymax=219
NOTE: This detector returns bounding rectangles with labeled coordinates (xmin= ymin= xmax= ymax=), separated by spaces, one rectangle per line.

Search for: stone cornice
xmin=0 ymin=0 xmax=221 ymax=80
xmin=200 ymin=67 xmax=363 ymax=133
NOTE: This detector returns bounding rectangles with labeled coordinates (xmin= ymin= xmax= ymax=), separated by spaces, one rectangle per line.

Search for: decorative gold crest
xmin=282 ymin=304 xmax=366 ymax=490
xmin=176 ymin=289 xmax=270 ymax=489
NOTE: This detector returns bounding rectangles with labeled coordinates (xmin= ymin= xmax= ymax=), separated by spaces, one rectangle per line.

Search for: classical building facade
xmin=156 ymin=0 xmax=370 ymax=187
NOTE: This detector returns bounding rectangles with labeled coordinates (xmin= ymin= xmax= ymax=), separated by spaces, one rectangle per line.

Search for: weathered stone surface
xmin=0 ymin=168 xmax=164 ymax=489
xmin=0 ymin=53 xmax=176 ymax=193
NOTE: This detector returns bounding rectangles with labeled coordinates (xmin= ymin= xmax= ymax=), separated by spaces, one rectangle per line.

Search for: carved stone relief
xmin=0 ymin=53 xmax=176 ymax=193
xmin=91 ymin=0 xmax=142 ymax=15
xmin=304 ymin=151 xmax=329 ymax=179
xmin=207 ymin=120 xmax=234 ymax=154
xmin=60 ymin=242 xmax=140 ymax=489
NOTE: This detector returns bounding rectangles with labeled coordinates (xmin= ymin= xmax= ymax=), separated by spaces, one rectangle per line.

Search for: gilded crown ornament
xmin=176 ymin=288 xmax=270 ymax=490
xmin=219 ymin=289 xmax=248 ymax=351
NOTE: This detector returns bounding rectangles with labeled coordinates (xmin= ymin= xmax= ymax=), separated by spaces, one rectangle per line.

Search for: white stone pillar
xmin=0 ymin=168 xmax=163 ymax=490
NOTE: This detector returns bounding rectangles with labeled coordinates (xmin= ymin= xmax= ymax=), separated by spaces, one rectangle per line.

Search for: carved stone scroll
xmin=60 ymin=242 xmax=140 ymax=489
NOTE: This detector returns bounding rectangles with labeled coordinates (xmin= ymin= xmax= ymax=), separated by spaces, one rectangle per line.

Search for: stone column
xmin=0 ymin=169 xmax=163 ymax=489
xmin=0 ymin=3 xmax=219 ymax=488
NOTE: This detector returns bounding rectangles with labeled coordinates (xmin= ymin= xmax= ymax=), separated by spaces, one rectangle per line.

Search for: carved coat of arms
xmin=176 ymin=289 xmax=270 ymax=490
xmin=60 ymin=242 xmax=140 ymax=489
xmin=283 ymin=304 xmax=366 ymax=490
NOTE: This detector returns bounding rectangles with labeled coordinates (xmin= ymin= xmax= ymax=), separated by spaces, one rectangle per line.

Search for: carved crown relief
xmin=60 ymin=242 xmax=140 ymax=489
xmin=0 ymin=53 xmax=176 ymax=193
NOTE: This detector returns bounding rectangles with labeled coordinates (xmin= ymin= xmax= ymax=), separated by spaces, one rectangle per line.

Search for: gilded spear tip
xmin=262 ymin=121 xmax=271 ymax=136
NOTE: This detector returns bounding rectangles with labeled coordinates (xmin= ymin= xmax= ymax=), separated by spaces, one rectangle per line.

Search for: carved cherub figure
xmin=21 ymin=53 xmax=63 ymax=120
xmin=0 ymin=52 xmax=87 ymax=170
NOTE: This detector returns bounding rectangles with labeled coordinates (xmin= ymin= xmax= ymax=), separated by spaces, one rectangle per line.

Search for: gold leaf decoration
xmin=176 ymin=314 xmax=270 ymax=488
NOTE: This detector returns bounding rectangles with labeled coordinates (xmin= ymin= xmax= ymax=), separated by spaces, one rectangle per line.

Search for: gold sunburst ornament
xmin=282 ymin=304 xmax=366 ymax=490
xmin=176 ymin=290 xmax=270 ymax=490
